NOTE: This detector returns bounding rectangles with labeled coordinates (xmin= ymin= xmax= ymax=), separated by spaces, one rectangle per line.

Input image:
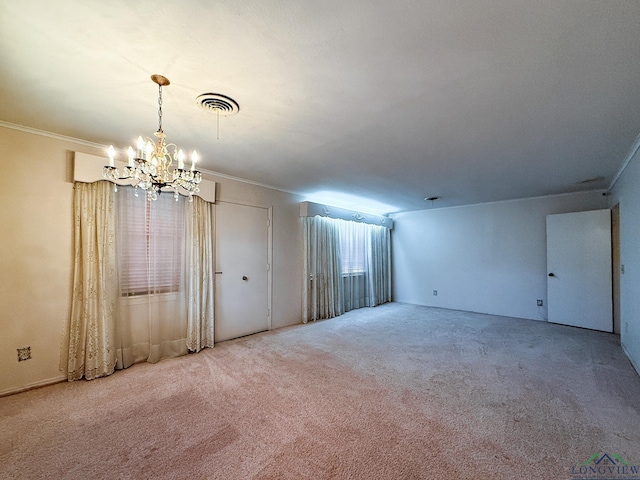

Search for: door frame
xmin=612 ymin=203 xmax=620 ymax=334
xmin=214 ymin=199 xmax=273 ymax=333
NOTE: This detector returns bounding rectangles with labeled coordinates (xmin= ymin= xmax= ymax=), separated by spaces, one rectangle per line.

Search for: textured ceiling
xmin=1 ymin=1 xmax=639 ymax=213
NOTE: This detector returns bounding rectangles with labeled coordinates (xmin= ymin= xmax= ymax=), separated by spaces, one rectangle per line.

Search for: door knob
xmin=548 ymin=273 xmax=555 ymax=277
xmin=242 ymin=276 xmax=248 ymax=281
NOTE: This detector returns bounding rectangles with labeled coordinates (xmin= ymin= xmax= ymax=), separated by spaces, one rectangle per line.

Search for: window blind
xmin=117 ymin=187 xmax=185 ymax=296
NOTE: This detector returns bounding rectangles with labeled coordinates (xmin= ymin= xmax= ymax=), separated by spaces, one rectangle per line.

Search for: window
xmin=117 ymin=187 xmax=185 ymax=296
xmin=337 ymin=219 xmax=368 ymax=275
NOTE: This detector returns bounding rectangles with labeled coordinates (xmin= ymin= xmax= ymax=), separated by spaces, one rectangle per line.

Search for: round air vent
xmin=196 ymin=93 xmax=240 ymax=116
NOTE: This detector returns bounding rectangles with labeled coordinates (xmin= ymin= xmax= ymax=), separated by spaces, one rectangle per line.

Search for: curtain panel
xmin=302 ymin=216 xmax=391 ymax=323
xmin=68 ymin=181 xmax=118 ymax=381
xmin=185 ymin=195 xmax=215 ymax=352
xmin=303 ymin=216 xmax=343 ymax=321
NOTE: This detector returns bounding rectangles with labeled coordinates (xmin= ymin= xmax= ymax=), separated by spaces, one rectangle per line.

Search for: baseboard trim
xmin=0 ymin=375 xmax=67 ymax=398
xmin=393 ymin=301 xmax=541 ymax=322
xmin=621 ymin=342 xmax=640 ymax=379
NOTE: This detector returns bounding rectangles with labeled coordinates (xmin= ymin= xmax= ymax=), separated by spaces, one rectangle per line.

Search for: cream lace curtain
xmin=302 ymin=216 xmax=391 ymax=323
xmin=69 ymin=182 xmax=215 ymax=380
xmin=68 ymin=181 xmax=118 ymax=381
xmin=185 ymin=195 xmax=215 ymax=352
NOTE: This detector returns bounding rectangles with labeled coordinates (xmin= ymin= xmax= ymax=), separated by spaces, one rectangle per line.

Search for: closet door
xmin=546 ymin=209 xmax=612 ymax=332
xmin=215 ymin=202 xmax=270 ymax=342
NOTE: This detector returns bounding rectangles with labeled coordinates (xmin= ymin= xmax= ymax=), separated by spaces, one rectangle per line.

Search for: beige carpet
xmin=1 ymin=303 xmax=639 ymax=479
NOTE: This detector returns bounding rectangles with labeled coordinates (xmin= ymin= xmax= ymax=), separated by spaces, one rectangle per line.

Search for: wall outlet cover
xmin=17 ymin=346 xmax=31 ymax=362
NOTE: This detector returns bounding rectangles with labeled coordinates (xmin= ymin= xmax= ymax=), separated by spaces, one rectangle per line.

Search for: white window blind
xmin=117 ymin=187 xmax=185 ymax=296
xmin=337 ymin=220 xmax=368 ymax=275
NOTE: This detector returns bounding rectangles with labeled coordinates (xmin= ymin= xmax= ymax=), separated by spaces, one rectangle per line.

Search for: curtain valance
xmin=300 ymin=201 xmax=393 ymax=229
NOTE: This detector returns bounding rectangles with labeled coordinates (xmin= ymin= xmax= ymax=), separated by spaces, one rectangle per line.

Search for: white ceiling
xmin=1 ymin=1 xmax=639 ymax=213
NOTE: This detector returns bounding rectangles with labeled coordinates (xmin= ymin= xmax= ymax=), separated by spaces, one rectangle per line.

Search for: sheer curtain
xmin=68 ymin=181 xmax=118 ymax=381
xmin=338 ymin=220 xmax=372 ymax=311
xmin=115 ymin=187 xmax=188 ymax=369
xmin=302 ymin=216 xmax=391 ymax=323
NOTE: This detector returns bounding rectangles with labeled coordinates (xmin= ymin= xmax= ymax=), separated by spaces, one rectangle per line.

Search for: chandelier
xmin=103 ymin=74 xmax=202 ymax=201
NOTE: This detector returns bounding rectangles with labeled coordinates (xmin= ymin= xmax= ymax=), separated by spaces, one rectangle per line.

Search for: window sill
xmin=121 ymin=291 xmax=182 ymax=305
xmin=341 ymin=271 xmax=366 ymax=277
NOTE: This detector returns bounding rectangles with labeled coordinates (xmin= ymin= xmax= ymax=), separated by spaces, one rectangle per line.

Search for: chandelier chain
xmin=157 ymin=84 xmax=163 ymax=133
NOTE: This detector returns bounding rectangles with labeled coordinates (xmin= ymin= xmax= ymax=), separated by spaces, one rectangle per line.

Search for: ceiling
xmin=1 ymin=1 xmax=639 ymax=214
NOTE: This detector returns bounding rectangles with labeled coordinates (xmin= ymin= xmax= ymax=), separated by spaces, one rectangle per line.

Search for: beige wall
xmin=0 ymin=125 xmax=303 ymax=396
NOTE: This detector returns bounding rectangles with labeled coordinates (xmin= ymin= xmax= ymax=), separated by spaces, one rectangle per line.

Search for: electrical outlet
xmin=621 ymin=264 xmax=625 ymax=274
xmin=17 ymin=346 xmax=31 ymax=362
xmin=537 ymin=299 xmax=544 ymax=307
xmin=433 ymin=290 xmax=438 ymax=296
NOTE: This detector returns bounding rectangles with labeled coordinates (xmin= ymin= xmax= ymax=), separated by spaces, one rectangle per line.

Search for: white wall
xmin=0 ymin=125 xmax=303 ymax=396
xmin=391 ymin=192 xmax=607 ymax=320
xmin=609 ymin=141 xmax=640 ymax=375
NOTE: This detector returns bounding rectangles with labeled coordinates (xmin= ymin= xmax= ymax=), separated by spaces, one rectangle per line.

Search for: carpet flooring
xmin=1 ymin=303 xmax=639 ymax=479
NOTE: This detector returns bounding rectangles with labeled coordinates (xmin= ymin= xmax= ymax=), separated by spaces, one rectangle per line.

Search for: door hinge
xmin=267 ymin=263 xmax=271 ymax=271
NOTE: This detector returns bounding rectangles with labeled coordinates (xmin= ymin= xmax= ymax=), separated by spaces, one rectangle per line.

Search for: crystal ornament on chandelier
xmin=103 ymin=74 xmax=201 ymax=201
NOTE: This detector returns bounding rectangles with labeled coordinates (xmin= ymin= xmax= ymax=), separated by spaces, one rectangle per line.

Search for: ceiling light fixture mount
xmin=575 ymin=175 xmax=605 ymax=185
xmin=103 ymin=74 xmax=202 ymax=201
xmin=424 ymin=196 xmax=441 ymax=208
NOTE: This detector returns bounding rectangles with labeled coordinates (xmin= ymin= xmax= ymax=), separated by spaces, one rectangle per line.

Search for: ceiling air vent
xmin=196 ymin=93 xmax=240 ymax=116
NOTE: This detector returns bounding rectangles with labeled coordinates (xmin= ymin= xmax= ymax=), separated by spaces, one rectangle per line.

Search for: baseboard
xmin=621 ymin=342 xmax=640 ymax=379
xmin=0 ymin=375 xmax=67 ymax=398
xmin=393 ymin=301 xmax=542 ymax=322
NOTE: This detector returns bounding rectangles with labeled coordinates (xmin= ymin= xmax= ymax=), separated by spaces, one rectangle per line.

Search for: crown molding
xmin=0 ymin=120 xmax=105 ymax=149
xmin=0 ymin=120 xmax=301 ymax=197
xmin=609 ymin=131 xmax=640 ymax=191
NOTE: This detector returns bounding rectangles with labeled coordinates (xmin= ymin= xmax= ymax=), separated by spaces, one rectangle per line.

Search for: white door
xmin=215 ymin=202 xmax=270 ymax=342
xmin=546 ymin=209 xmax=612 ymax=332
